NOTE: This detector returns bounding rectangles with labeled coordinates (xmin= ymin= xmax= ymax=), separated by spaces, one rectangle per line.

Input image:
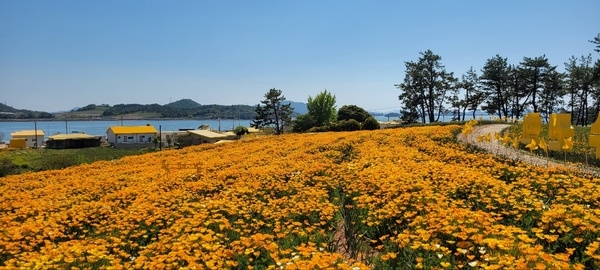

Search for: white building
xmin=10 ymin=130 xmax=45 ymax=148
xmin=106 ymin=126 xmax=158 ymax=148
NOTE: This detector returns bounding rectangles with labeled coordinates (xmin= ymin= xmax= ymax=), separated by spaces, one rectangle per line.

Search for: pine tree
xmin=252 ymin=88 xmax=294 ymax=135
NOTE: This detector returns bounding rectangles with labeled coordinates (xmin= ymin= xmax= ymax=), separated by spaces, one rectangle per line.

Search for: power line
xmin=367 ymin=106 xmax=402 ymax=112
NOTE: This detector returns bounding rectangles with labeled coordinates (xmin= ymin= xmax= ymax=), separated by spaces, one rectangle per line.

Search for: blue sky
xmin=1 ymin=1 xmax=599 ymax=113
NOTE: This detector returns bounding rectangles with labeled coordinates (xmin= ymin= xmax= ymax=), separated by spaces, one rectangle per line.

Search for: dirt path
xmin=457 ymin=124 xmax=600 ymax=176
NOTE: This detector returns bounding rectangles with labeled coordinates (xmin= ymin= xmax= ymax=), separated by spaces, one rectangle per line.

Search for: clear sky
xmin=1 ymin=1 xmax=599 ymax=113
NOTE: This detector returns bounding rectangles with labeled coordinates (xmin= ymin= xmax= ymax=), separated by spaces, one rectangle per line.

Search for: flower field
xmin=1 ymin=125 xmax=599 ymax=269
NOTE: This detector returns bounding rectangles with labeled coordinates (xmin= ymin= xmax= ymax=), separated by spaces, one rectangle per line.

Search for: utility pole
xmin=65 ymin=120 xmax=68 ymax=134
xmin=34 ymin=121 xmax=38 ymax=148
xmin=159 ymin=125 xmax=162 ymax=151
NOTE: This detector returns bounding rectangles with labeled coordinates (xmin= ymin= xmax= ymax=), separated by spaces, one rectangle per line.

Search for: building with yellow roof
xmin=10 ymin=130 xmax=45 ymax=148
xmin=106 ymin=125 xmax=158 ymax=148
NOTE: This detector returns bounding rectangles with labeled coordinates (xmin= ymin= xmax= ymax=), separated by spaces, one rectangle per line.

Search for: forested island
xmin=0 ymin=99 xmax=306 ymax=120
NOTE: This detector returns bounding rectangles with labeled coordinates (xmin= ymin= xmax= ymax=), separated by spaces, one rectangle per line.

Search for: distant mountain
xmin=0 ymin=103 xmax=19 ymax=113
xmin=2 ymin=99 xmax=308 ymax=120
xmin=0 ymin=103 xmax=53 ymax=119
xmin=285 ymin=101 xmax=308 ymax=114
xmin=165 ymin=98 xmax=200 ymax=109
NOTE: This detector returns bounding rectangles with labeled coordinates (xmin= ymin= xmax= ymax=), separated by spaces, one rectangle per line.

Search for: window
xmin=128 ymin=137 xmax=134 ymax=140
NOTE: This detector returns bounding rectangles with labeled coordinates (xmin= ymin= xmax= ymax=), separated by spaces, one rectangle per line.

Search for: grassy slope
xmin=0 ymin=147 xmax=154 ymax=176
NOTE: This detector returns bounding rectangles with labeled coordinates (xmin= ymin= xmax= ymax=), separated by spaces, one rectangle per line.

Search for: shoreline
xmin=0 ymin=117 xmax=256 ymax=122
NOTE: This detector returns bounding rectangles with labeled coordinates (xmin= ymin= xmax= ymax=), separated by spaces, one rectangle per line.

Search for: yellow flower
xmin=538 ymin=138 xmax=548 ymax=154
xmin=525 ymin=139 xmax=538 ymax=152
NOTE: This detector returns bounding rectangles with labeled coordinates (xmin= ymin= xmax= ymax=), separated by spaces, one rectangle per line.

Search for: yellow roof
xmin=107 ymin=126 xmax=158 ymax=135
xmin=48 ymin=133 xmax=96 ymax=140
xmin=187 ymin=129 xmax=228 ymax=139
xmin=11 ymin=130 xmax=46 ymax=136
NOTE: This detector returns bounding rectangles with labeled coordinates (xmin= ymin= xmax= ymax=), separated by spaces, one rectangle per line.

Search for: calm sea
xmin=0 ymin=114 xmax=476 ymax=141
xmin=0 ymin=119 xmax=252 ymax=141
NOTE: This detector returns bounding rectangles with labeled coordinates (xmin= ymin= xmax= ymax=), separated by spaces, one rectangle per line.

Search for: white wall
xmin=107 ymin=131 xmax=156 ymax=145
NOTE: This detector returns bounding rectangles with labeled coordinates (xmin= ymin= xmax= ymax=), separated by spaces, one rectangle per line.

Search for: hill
xmin=164 ymin=98 xmax=201 ymax=109
xmin=49 ymin=99 xmax=257 ymax=120
xmin=0 ymin=103 xmax=54 ymax=119
xmin=3 ymin=99 xmax=307 ymax=120
xmin=285 ymin=101 xmax=308 ymax=114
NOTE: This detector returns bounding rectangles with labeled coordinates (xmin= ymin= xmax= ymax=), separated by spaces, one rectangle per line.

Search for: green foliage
xmin=0 ymin=103 xmax=54 ymax=119
xmin=455 ymin=67 xmax=485 ymax=121
xmin=337 ymin=105 xmax=371 ymax=123
xmin=165 ymin=98 xmax=200 ymax=109
xmin=0 ymin=147 xmax=153 ymax=177
xmin=292 ymin=114 xmax=316 ymax=133
xmin=590 ymin=33 xmax=600 ymax=53
xmin=233 ymin=126 xmax=249 ymax=136
xmin=332 ymin=119 xmax=361 ymax=132
xmin=396 ymin=50 xmax=456 ymax=123
xmin=307 ymin=126 xmax=328 ymax=133
xmin=77 ymin=104 xmax=97 ymax=111
xmin=252 ymin=88 xmax=294 ymax=135
xmin=100 ymin=102 xmax=256 ymax=119
xmin=307 ymin=90 xmax=337 ymax=127
xmin=362 ymin=117 xmax=380 ymax=130
xmin=480 ymin=55 xmax=510 ymax=117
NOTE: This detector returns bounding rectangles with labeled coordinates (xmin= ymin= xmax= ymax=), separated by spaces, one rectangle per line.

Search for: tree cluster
xmin=252 ymin=89 xmax=381 ymax=135
xmin=0 ymin=103 xmax=54 ymax=119
xmin=293 ymin=95 xmax=380 ymax=132
xmin=101 ymin=103 xmax=256 ymax=119
xmin=397 ymin=34 xmax=600 ymax=125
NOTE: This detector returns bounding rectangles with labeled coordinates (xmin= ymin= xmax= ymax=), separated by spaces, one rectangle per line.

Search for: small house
xmin=46 ymin=133 xmax=101 ymax=149
xmin=187 ymin=130 xmax=228 ymax=144
xmin=106 ymin=126 xmax=158 ymax=148
xmin=10 ymin=130 xmax=45 ymax=148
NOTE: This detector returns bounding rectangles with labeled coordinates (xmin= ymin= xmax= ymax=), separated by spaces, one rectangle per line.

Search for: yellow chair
xmin=548 ymin=114 xmax=574 ymax=152
xmin=520 ymin=113 xmax=542 ymax=145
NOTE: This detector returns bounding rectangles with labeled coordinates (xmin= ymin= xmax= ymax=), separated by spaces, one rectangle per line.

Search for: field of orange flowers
xmin=1 ymin=125 xmax=599 ymax=269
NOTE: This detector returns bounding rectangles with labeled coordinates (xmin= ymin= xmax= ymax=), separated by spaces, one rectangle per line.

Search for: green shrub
xmin=233 ymin=126 xmax=249 ymax=136
xmin=336 ymin=119 xmax=361 ymax=132
xmin=307 ymin=126 xmax=329 ymax=133
xmin=362 ymin=117 xmax=380 ymax=130
xmin=40 ymin=155 xmax=78 ymax=171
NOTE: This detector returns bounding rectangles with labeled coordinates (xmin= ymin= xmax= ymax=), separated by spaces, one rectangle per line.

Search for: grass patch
xmin=0 ymin=147 xmax=154 ymax=177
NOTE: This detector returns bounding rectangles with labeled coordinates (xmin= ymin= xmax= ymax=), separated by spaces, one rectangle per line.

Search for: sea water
xmin=0 ymin=119 xmax=252 ymax=141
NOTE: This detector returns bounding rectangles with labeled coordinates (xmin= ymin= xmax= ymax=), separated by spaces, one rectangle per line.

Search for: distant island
xmin=0 ymin=99 xmax=309 ymax=121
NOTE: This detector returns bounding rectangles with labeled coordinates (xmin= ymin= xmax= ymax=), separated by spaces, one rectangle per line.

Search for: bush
xmin=0 ymin=158 xmax=24 ymax=177
xmin=336 ymin=119 xmax=361 ymax=132
xmin=292 ymin=114 xmax=316 ymax=133
xmin=362 ymin=117 xmax=380 ymax=130
xmin=307 ymin=126 xmax=329 ymax=133
xmin=338 ymin=105 xmax=371 ymax=123
xmin=233 ymin=126 xmax=249 ymax=136
xmin=40 ymin=155 xmax=78 ymax=171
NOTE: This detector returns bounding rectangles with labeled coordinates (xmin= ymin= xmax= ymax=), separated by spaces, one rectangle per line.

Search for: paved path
xmin=457 ymin=124 xmax=600 ymax=176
